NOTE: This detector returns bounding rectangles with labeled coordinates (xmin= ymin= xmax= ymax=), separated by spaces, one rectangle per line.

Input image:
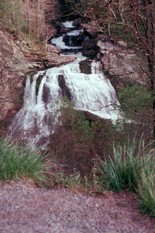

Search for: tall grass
xmin=99 ymin=139 xmax=142 ymax=192
xmin=99 ymin=138 xmax=155 ymax=217
xmin=0 ymin=140 xmax=45 ymax=183
xmin=137 ymin=154 xmax=155 ymax=217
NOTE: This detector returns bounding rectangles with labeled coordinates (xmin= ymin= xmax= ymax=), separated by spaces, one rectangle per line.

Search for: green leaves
xmin=118 ymin=84 xmax=153 ymax=114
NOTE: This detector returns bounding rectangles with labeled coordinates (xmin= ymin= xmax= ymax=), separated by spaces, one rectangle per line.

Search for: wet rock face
xmin=63 ymin=31 xmax=92 ymax=48
xmin=79 ymin=59 xmax=92 ymax=74
xmin=43 ymin=85 xmax=51 ymax=105
xmin=72 ymin=17 xmax=85 ymax=27
xmin=58 ymin=26 xmax=70 ymax=35
xmin=58 ymin=75 xmax=72 ymax=101
xmin=62 ymin=31 xmax=99 ymax=58
xmin=82 ymin=39 xmax=99 ymax=58
xmin=63 ymin=34 xmax=84 ymax=47
xmin=36 ymin=74 xmax=45 ymax=96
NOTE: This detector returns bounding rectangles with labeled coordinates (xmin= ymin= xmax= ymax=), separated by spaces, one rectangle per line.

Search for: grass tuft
xmin=99 ymin=139 xmax=141 ymax=192
xmin=137 ymin=153 xmax=155 ymax=217
xmin=99 ymin=138 xmax=155 ymax=217
xmin=0 ymin=140 xmax=45 ymax=183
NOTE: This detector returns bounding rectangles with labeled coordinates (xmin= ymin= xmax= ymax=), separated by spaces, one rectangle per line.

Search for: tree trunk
xmin=153 ymin=93 xmax=155 ymax=141
xmin=150 ymin=68 xmax=155 ymax=141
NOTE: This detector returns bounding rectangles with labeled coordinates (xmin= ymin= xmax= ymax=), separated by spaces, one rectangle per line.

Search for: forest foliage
xmin=0 ymin=0 xmax=56 ymax=42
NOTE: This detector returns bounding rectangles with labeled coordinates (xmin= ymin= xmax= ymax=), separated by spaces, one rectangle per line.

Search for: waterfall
xmin=9 ymin=20 xmax=122 ymax=148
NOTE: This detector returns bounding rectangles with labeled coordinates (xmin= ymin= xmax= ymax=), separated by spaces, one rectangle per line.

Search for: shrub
xmin=0 ymin=140 xmax=45 ymax=182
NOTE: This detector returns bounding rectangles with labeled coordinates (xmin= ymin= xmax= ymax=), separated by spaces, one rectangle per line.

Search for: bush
xmin=0 ymin=140 xmax=45 ymax=182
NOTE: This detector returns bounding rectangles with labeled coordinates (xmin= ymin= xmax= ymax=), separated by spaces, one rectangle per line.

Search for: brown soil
xmin=0 ymin=180 xmax=155 ymax=233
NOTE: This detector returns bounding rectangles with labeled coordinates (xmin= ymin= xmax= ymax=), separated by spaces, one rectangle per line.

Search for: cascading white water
xmin=62 ymin=21 xmax=75 ymax=28
xmin=52 ymin=21 xmax=82 ymax=50
xmin=9 ymin=21 xmax=122 ymax=147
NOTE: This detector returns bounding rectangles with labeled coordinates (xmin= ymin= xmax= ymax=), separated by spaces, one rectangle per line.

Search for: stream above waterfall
xmin=9 ymin=20 xmax=122 ymax=148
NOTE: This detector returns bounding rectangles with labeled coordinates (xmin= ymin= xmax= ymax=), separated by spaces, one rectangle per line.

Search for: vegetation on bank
xmin=47 ymin=102 xmax=155 ymax=217
xmin=1 ymin=134 xmax=155 ymax=217
xmin=118 ymin=84 xmax=153 ymax=116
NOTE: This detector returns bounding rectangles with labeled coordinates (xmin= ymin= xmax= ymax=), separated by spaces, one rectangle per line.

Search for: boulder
xmin=82 ymin=39 xmax=97 ymax=50
xmin=63 ymin=34 xmax=83 ymax=47
xmin=82 ymin=39 xmax=99 ymax=58
xmin=82 ymin=20 xmax=99 ymax=38
xmin=83 ymin=48 xmax=98 ymax=58
xmin=63 ymin=30 xmax=91 ymax=48
xmin=73 ymin=17 xmax=85 ymax=27
xmin=98 ymin=40 xmax=148 ymax=87
xmin=79 ymin=59 xmax=92 ymax=74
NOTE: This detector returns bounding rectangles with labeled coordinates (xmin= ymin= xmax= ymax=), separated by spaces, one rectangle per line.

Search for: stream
xmin=9 ymin=20 xmax=122 ymax=148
